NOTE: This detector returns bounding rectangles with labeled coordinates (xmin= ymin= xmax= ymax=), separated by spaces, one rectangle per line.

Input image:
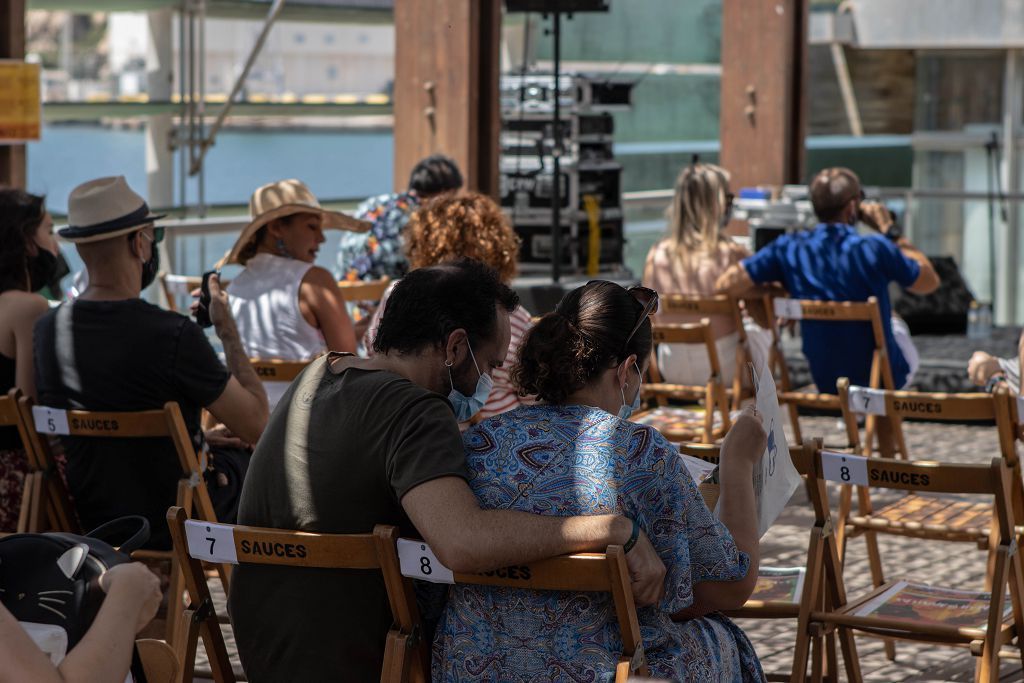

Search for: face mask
xmin=447 ymin=341 xmax=493 ymax=423
xmin=27 ymin=248 xmax=58 ymax=292
xmin=141 ymin=243 xmax=160 ymax=291
xmin=617 ymin=363 xmax=643 ymax=420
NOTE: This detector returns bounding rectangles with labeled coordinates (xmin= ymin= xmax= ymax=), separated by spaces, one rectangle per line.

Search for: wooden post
xmin=392 ymin=0 xmax=500 ymax=197
xmin=719 ymin=0 xmax=808 ymax=201
xmin=0 ymin=0 xmax=27 ymax=188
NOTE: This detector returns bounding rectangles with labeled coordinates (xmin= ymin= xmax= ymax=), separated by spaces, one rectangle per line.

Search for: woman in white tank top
xmin=222 ymin=179 xmax=367 ymax=364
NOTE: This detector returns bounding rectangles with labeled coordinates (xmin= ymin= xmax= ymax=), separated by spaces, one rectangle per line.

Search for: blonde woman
xmin=642 ymin=163 xmax=769 ymax=385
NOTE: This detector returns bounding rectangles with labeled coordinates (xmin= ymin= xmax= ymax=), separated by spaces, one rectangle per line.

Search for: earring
xmin=275 ymin=238 xmax=289 ymax=257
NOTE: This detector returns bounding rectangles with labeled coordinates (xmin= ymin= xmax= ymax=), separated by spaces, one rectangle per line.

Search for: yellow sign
xmin=0 ymin=61 xmax=42 ymax=142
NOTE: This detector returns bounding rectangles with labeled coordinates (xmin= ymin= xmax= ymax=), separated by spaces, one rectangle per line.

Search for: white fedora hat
xmin=59 ymin=176 xmax=166 ymax=243
xmin=222 ymin=179 xmax=371 ymax=266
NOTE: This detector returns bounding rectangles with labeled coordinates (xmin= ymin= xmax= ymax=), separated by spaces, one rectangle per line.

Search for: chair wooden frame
xmin=337 ymin=277 xmax=391 ymax=302
xmin=834 ymin=381 xmax=1021 ymax=661
xmin=791 ymin=445 xmax=1024 ymax=683
xmin=16 ymin=397 xmax=230 ymax=646
xmin=247 ymin=358 xmax=311 ymax=384
xmin=634 ymin=320 xmax=732 ymax=443
xmin=1 ymin=388 xmax=40 ymax=534
xmin=657 ymin=294 xmax=760 ymax=411
xmin=437 ymin=545 xmax=648 ymax=681
xmin=770 ymin=296 xmax=902 ymax=455
xmin=167 ymin=506 xmax=426 ymax=683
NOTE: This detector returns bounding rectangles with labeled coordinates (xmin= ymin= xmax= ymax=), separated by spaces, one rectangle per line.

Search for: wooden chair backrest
xmin=16 ymin=397 xmax=221 ymax=543
xmin=837 ymin=378 xmax=1018 ymax=460
xmin=448 ymin=546 xmax=648 ymax=680
xmin=647 ymin=320 xmax=723 ymax=384
xmin=655 ymin=298 xmax=754 ymax=409
xmin=337 ymin=277 xmax=391 ymax=302
xmin=167 ymin=506 xmax=425 ymax=683
xmin=249 ymin=358 xmax=311 ymax=384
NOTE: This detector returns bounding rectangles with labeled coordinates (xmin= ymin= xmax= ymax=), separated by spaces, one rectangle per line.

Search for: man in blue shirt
xmin=716 ymin=167 xmax=939 ymax=397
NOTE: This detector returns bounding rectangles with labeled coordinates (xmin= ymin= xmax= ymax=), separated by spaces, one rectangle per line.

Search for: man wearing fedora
xmin=33 ymin=176 xmax=269 ymax=549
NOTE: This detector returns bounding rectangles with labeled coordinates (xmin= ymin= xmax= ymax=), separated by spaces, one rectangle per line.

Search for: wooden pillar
xmin=392 ymin=0 xmax=501 ymax=196
xmin=719 ymin=0 xmax=808 ymax=195
xmin=0 ymin=0 xmax=27 ymax=188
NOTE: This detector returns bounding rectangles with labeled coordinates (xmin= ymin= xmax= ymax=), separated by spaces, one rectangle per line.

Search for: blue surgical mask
xmin=447 ymin=341 xmax=494 ymax=422
xmin=617 ymin=363 xmax=643 ymax=420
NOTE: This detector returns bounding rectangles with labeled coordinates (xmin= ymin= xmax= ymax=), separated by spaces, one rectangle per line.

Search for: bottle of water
xmin=967 ymin=301 xmax=981 ymax=339
xmin=979 ymin=302 xmax=993 ymax=338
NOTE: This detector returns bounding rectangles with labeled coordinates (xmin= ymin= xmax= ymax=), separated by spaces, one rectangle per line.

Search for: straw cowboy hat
xmin=59 ymin=176 xmax=166 ymax=243
xmin=222 ymin=179 xmax=371 ymax=265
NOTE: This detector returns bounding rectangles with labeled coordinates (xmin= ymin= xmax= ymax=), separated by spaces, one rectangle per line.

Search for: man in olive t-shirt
xmin=229 ymin=259 xmax=667 ymax=682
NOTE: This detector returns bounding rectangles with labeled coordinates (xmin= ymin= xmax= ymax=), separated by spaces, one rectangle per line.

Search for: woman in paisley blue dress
xmin=433 ymin=280 xmax=767 ymax=682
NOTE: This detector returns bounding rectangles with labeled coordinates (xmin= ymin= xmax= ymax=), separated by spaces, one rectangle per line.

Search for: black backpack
xmin=0 ymin=516 xmax=151 ymax=677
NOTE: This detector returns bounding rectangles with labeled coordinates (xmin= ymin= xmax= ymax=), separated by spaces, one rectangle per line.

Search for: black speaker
xmin=504 ymin=0 xmax=609 ymax=12
xmin=892 ymin=256 xmax=974 ymax=335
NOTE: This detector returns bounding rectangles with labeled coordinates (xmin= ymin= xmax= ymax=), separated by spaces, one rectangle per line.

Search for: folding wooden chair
xmin=0 ymin=388 xmax=40 ymax=534
xmin=791 ymin=445 xmax=1024 ymax=683
xmin=137 ymin=638 xmax=180 ymax=683
xmin=632 ymin=320 xmax=732 ymax=443
xmin=656 ymin=294 xmax=756 ymax=411
xmin=16 ymin=397 xmax=230 ymax=646
xmin=399 ymin=541 xmax=648 ymax=681
xmin=835 ymin=379 xmax=1020 ymax=551
xmin=247 ymin=358 xmax=313 ymax=410
xmin=771 ymin=296 xmax=903 ymax=454
xmin=337 ymin=277 xmax=391 ymax=302
xmin=166 ymin=506 xmax=426 ymax=683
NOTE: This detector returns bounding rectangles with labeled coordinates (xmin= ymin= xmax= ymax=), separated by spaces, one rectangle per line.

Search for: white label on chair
xmin=397 ymin=539 xmax=454 ymax=584
xmin=184 ymin=520 xmax=238 ymax=564
xmin=772 ymin=298 xmax=803 ymax=320
xmin=821 ymin=450 xmax=869 ymax=486
xmin=32 ymin=406 xmax=70 ymax=435
xmin=847 ymin=386 xmax=887 ymax=416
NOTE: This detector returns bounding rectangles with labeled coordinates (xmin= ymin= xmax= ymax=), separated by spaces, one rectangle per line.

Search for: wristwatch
xmin=985 ymin=374 xmax=1007 ymax=393
xmin=883 ymin=223 xmax=903 ymax=242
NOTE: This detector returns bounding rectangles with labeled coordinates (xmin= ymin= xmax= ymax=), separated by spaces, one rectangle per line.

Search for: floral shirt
xmin=433 ymin=404 xmax=765 ymax=682
xmin=336 ymin=192 xmax=419 ymax=282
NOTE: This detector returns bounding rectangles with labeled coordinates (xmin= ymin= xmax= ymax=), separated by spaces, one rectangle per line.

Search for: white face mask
xmin=447 ymin=341 xmax=494 ymax=422
xmin=617 ymin=362 xmax=642 ymax=420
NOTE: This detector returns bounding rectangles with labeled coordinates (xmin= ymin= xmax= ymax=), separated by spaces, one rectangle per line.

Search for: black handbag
xmin=0 ymin=516 xmax=151 ymax=677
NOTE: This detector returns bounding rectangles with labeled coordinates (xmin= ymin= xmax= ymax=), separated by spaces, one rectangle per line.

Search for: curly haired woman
xmin=433 ymin=280 xmax=767 ymax=681
xmin=0 ymin=188 xmax=60 ymax=529
xmin=364 ymin=191 xmax=531 ymax=426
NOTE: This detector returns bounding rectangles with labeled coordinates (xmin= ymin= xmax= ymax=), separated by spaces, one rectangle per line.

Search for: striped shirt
xmin=364 ymin=284 xmax=534 ymax=428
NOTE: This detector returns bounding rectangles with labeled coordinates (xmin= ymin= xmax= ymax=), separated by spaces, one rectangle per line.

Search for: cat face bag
xmin=0 ymin=516 xmax=150 ymax=665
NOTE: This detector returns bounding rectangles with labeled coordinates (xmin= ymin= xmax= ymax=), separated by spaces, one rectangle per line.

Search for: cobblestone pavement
xmin=740 ymin=415 xmax=1023 ymax=682
xmin=194 ymin=415 xmax=1023 ymax=682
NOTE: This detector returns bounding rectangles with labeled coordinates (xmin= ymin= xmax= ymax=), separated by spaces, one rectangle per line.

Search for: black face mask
xmin=141 ymin=243 xmax=160 ymax=291
xmin=27 ymin=248 xmax=59 ymax=293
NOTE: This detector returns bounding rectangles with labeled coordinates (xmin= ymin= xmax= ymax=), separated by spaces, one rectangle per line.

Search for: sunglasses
xmin=624 ymin=285 xmax=659 ymax=350
xmin=138 ymin=226 xmax=165 ymax=244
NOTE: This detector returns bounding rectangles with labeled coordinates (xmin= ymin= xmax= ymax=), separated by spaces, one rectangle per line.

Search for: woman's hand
xmin=98 ymin=563 xmax=162 ymax=634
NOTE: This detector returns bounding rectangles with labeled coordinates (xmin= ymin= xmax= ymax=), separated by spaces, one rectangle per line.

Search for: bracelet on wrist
xmin=622 ymin=518 xmax=640 ymax=554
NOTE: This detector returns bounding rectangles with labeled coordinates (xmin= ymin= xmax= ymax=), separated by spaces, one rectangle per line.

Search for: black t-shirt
xmin=228 ymin=354 xmax=468 ymax=683
xmin=34 ymin=299 xmax=229 ymax=548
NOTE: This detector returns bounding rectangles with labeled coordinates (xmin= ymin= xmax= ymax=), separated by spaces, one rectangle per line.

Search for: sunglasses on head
xmin=624 ymin=285 xmax=659 ymax=350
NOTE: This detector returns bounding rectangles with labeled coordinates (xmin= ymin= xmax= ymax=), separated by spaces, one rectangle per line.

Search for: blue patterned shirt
xmin=433 ymin=404 xmax=765 ymax=682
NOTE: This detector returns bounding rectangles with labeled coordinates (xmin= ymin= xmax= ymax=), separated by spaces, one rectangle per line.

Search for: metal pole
xmin=197 ymin=0 xmax=206 ymax=216
xmin=178 ymin=4 xmax=187 ymax=214
xmin=145 ymin=8 xmax=174 ymax=210
xmin=550 ymin=11 xmax=561 ymax=284
xmin=999 ymin=48 xmax=1021 ymax=324
xmin=190 ymin=0 xmax=286 ymax=175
